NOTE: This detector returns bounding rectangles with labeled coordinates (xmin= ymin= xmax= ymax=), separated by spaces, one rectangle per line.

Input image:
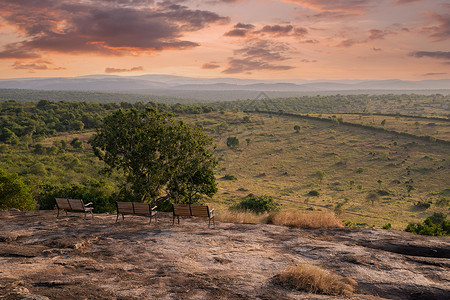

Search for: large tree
xmin=90 ymin=108 xmax=217 ymax=205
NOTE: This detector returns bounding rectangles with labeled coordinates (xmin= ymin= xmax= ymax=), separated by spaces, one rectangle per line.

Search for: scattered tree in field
xmin=245 ymin=138 xmax=251 ymax=146
xmin=366 ymin=191 xmax=380 ymax=206
xmin=377 ymin=179 xmax=383 ymax=189
xmin=381 ymin=119 xmax=386 ymax=126
xmin=314 ymin=170 xmax=326 ymax=184
xmin=227 ymin=136 xmax=240 ymax=148
xmin=0 ymin=169 xmax=34 ymax=211
xmin=90 ymin=108 xmax=217 ymax=205
xmin=294 ymin=125 xmax=301 ymax=133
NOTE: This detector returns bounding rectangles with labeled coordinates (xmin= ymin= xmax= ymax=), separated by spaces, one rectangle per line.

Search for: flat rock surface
xmin=0 ymin=210 xmax=449 ymax=300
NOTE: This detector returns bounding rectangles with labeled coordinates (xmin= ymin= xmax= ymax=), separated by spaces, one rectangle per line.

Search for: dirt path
xmin=0 ymin=211 xmax=449 ymax=299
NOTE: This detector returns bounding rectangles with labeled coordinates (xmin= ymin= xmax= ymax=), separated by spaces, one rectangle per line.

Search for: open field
xmin=190 ymin=111 xmax=449 ymax=229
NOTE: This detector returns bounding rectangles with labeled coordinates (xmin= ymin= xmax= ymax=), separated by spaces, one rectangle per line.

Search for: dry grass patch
xmin=269 ymin=210 xmax=343 ymax=228
xmin=215 ymin=210 xmax=268 ymax=224
xmin=278 ymin=263 xmax=357 ymax=296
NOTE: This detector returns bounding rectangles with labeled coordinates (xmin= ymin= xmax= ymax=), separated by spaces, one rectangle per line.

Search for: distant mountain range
xmin=1 ymin=74 xmax=449 ymax=92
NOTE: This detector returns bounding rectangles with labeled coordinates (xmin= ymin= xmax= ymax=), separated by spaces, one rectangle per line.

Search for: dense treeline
xmin=210 ymin=94 xmax=450 ymax=117
xmin=0 ymin=100 xmax=214 ymax=143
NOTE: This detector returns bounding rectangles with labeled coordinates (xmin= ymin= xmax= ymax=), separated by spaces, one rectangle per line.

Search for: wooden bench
xmin=55 ymin=198 xmax=94 ymax=219
xmin=172 ymin=204 xmax=215 ymax=228
xmin=116 ymin=202 xmax=157 ymax=223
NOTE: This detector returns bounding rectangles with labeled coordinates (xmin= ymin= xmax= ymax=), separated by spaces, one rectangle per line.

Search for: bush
xmin=278 ymin=264 xmax=356 ymax=296
xmin=222 ymin=174 xmax=237 ymax=180
xmin=382 ymin=223 xmax=392 ymax=230
xmin=233 ymin=194 xmax=279 ymax=214
xmin=226 ymin=136 xmax=239 ymax=148
xmin=413 ymin=201 xmax=431 ymax=210
xmin=36 ymin=181 xmax=116 ymax=213
xmin=0 ymin=169 xmax=34 ymax=211
xmin=405 ymin=213 xmax=449 ymax=236
xmin=308 ymin=190 xmax=320 ymax=196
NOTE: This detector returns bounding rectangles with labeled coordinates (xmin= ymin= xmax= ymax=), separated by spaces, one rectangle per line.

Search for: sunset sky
xmin=0 ymin=0 xmax=449 ymax=80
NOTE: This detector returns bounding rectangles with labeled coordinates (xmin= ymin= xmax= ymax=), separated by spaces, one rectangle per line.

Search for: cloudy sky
xmin=0 ymin=0 xmax=449 ymax=80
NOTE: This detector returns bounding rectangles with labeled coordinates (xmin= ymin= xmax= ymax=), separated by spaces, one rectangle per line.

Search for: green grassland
xmin=189 ymin=111 xmax=449 ymax=229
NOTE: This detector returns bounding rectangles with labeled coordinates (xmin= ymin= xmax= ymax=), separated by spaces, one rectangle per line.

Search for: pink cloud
xmin=105 ymin=66 xmax=144 ymax=73
xmin=0 ymin=0 xmax=229 ymax=59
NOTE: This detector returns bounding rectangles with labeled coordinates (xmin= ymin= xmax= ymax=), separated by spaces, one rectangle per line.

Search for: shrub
xmin=0 ymin=169 xmax=34 ymax=211
xmin=36 ymin=181 xmax=115 ymax=213
xmin=413 ymin=201 xmax=431 ymax=210
xmin=405 ymin=213 xmax=449 ymax=236
xmin=278 ymin=264 xmax=356 ymax=296
xmin=382 ymin=223 xmax=392 ymax=230
xmin=233 ymin=194 xmax=280 ymax=214
xmin=222 ymin=174 xmax=237 ymax=180
xmin=308 ymin=190 xmax=320 ymax=196
xmin=269 ymin=210 xmax=343 ymax=228
xmin=226 ymin=136 xmax=239 ymax=148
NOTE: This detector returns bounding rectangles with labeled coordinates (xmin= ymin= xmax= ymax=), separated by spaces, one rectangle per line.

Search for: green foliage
xmin=234 ymin=194 xmax=280 ymax=214
xmin=70 ymin=138 xmax=84 ymax=149
xmin=294 ymin=125 xmax=301 ymax=132
xmin=0 ymin=169 xmax=34 ymax=211
xmin=382 ymin=223 xmax=392 ymax=230
xmin=226 ymin=136 xmax=240 ymax=148
xmin=405 ymin=213 xmax=449 ymax=236
xmin=356 ymin=168 xmax=364 ymax=174
xmin=36 ymin=180 xmax=115 ymax=213
xmin=90 ymin=108 xmax=217 ymax=205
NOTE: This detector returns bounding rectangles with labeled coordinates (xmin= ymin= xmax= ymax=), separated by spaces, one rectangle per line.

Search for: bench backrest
xmin=68 ymin=199 xmax=85 ymax=211
xmin=172 ymin=204 xmax=191 ymax=217
xmin=117 ymin=202 xmax=134 ymax=214
xmin=56 ymin=198 xmax=71 ymax=210
xmin=190 ymin=205 xmax=210 ymax=218
xmin=133 ymin=203 xmax=150 ymax=216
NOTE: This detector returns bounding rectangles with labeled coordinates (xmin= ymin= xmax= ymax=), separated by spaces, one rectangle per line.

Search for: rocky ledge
xmin=0 ymin=211 xmax=449 ymax=299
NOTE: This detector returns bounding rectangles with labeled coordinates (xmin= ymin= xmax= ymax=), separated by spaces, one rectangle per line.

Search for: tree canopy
xmin=90 ymin=108 xmax=217 ymax=205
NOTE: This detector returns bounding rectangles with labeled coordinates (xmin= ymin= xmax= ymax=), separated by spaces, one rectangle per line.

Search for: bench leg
xmin=57 ymin=208 xmax=60 ymax=218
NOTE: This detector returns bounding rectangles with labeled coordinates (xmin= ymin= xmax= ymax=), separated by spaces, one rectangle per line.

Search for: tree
xmin=314 ymin=170 xmax=326 ymax=184
xmin=90 ymin=108 xmax=217 ymax=205
xmin=366 ymin=191 xmax=380 ymax=207
xmin=294 ymin=125 xmax=301 ymax=133
xmin=0 ymin=169 xmax=34 ymax=211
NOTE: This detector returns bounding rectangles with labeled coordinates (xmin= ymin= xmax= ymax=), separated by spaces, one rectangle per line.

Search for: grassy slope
xmin=189 ymin=111 xmax=449 ymax=229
